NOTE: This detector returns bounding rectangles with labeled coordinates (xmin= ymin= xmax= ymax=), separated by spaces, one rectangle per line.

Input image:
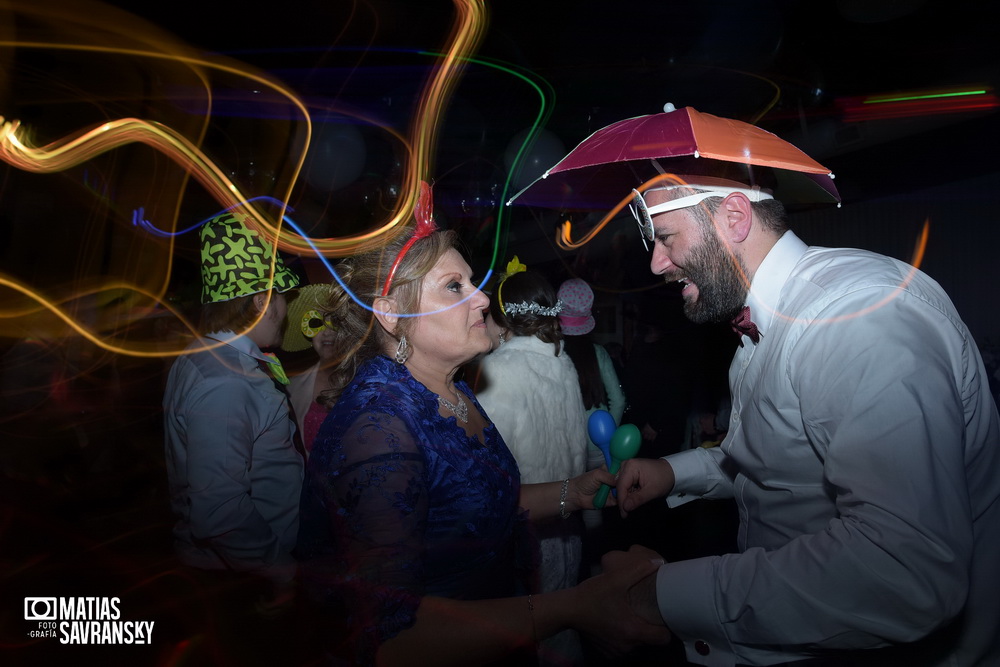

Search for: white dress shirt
xmin=656 ymin=231 xmax=1000 ymax=666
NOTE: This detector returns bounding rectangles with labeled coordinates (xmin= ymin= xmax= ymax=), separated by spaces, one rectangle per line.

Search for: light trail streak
xmin=0 ymin=0 xmax=515 ymax=357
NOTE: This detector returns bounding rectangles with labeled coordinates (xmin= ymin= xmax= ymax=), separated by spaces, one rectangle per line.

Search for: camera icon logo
xmin=24 ymin=598 xmax=57 ymax=621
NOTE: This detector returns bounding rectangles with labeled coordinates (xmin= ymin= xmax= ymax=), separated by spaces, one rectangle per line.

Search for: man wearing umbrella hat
xmin=163 ymin=211 xmax=304 ymax=610
xmin=514 ymin=108 xmax=1000 ymax=666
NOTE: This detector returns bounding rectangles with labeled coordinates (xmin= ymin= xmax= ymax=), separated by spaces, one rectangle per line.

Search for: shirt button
xmin=695 ymin=640 xmax=711 ymax=656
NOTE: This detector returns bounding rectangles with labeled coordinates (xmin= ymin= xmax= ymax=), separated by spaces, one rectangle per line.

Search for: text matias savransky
xmin=24 ymin=596 xmax=155 ymax=645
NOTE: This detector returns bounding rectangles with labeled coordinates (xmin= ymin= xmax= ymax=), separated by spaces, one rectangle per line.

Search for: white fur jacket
xmin=476 ymin=335 xmax=589 ymax=484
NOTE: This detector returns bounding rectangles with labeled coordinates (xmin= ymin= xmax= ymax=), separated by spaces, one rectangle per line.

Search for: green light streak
xmin=864 ymin=90 xmax=987 ymax=104
xmin=419 ymin=49 xmax=555 ymax=275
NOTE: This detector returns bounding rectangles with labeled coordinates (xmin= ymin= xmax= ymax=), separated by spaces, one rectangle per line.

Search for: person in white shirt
xmin=609 ymin=171 xmax=1000 ymax=666
xmin=476 ymin=261 xmax=590 ymax=667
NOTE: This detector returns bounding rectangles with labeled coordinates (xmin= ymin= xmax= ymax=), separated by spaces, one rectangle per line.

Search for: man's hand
xmin=615 ymin=458 xmax=675 ymax=517
xmin=603 ymin=545 xmax=667 ymax=627
xmin=572 ymin=545 xmax=671 ymax=656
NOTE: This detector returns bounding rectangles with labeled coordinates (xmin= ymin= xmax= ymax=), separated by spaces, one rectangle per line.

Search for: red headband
xmin=381 ymin=181 xmax=439 ymax=296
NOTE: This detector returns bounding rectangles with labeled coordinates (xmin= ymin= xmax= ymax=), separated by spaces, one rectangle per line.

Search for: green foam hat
xmin=200 ymin=213 xmax=300 ymax=304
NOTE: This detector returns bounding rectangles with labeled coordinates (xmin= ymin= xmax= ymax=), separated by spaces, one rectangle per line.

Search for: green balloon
xmin=593 ymin=423 xmax=642 ymax=509
xmin=609 ymin=423 xmax=642 ymax=462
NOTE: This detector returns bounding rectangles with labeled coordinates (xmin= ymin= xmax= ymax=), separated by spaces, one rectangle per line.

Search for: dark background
xmin=1 ymin=1 xmax=998 ymax=664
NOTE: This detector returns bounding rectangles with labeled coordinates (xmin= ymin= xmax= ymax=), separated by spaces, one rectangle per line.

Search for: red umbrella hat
xmin=507 ymin=106 xmax=839 ymax=211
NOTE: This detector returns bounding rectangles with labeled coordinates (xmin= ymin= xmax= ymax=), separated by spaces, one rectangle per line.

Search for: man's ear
xmin=719 ymin=193 xmax=753 ymax=244
xmin=252 ymin=291 xmax=269 ymax=315
xmin=372 ymin=296 xmax=399 ymax=336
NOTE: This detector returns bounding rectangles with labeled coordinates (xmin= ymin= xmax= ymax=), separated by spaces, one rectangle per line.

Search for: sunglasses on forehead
xmin=628 ymin=185 xmax=774 ymax=250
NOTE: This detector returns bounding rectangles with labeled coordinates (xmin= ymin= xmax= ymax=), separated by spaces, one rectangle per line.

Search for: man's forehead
xmin=652 ymin=214 xmax=687 ymax=236
xmin=650 ymin=205 xmax=695 ymax=237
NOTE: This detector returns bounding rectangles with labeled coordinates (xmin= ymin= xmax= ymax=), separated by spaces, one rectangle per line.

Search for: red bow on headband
xmin=381 ymin=181 xmax=439 ymax=296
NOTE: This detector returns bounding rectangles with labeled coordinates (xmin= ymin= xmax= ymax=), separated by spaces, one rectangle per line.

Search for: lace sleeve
xmin=304 ymin=409 xmax=430 ymax=657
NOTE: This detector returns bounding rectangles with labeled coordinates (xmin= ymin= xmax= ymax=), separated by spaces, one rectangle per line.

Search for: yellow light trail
xmin=0 ymin=0 xmax=489 ymax=358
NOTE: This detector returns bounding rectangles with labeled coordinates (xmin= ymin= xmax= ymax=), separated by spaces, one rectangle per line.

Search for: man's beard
xmin=670 ymin=228 xmax=749 ymax=324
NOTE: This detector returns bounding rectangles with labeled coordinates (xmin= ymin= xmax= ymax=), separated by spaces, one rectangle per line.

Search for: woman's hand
xmin=568 ymin=545 xmax=672 ymax=656
xmin=569 ymin=467 xmax=617 ymax=511
xmin=520 ymin=469 xmax=618 ymax=520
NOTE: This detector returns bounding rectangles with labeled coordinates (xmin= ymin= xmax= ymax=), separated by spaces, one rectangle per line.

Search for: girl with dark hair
xmin=475 ymin=258 xmax=592 ymax=666
xmin=556 ymin=278 xmax=628 ymax=580
xmin=556 ymin=279 xmax=627 ymax=463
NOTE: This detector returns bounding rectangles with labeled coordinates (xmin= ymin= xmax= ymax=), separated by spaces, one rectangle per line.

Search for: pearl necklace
xmin=438 ymin=393 xmax=469 ymax=423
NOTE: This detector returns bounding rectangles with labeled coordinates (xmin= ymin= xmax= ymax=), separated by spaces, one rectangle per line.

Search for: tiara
xmin=503 ymin=299 xmax=563 ymax=317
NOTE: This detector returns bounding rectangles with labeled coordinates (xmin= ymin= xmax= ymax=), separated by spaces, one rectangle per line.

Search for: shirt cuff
xmin=664 ymin=449 xmax=712 ymax=508
xmin=657 ymin=557 xmax=736 ymax=667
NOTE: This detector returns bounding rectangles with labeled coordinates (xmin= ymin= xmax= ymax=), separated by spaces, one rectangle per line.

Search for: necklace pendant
xmin=438 ymin=394 xmax=469 ymax=423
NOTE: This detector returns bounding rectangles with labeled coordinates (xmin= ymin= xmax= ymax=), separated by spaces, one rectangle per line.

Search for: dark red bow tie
xmin=731 ymin=306 xmax=760 ymax=346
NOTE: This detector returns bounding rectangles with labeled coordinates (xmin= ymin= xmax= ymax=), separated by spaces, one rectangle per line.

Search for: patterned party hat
xmin=200 ymin=212 xmax=300 ymax=304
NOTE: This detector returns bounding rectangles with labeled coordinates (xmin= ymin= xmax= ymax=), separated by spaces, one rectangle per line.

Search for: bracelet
xmin=558 ymin=478 xmax=570 ymax=519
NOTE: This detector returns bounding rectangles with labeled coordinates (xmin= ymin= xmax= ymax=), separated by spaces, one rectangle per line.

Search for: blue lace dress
xmin=297 ymin=355 xmax=535 ymax=664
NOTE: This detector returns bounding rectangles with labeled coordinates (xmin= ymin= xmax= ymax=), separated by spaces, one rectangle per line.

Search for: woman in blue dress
xmin=296 ymin=185 xmax=668 ymax=666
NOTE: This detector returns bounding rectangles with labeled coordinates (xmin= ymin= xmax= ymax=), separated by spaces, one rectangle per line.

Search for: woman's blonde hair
xmin=318 ymin=227 xmax=457 ymax=405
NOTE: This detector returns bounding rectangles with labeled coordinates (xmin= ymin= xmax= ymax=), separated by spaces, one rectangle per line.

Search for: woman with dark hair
xmin=475 ymin=258 xmax=592 ymax=666
xmin=556 ymin=278 xmax=627 ymax=467
xmin=296 ymin=189 xmax=668 ymax=666
xmin=556 ymin=278 xmax=628 ymax=580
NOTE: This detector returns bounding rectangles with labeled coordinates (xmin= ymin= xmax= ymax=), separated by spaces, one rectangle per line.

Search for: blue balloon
xmin=587 ymin=410 xmax=615 ymax=446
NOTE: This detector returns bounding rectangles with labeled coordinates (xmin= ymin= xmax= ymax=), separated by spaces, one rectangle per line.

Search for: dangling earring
xmin=497 ymin=331 xmax=507 ymax=346
xmin=394 ymin=335 xmax=409 ymax=364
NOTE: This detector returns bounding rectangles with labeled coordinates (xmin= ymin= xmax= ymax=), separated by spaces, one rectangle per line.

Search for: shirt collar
xmin=205 ymin=330 xmax=270 ymax=363
xmin=745 ymin=230 xmax=808 ymax=336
